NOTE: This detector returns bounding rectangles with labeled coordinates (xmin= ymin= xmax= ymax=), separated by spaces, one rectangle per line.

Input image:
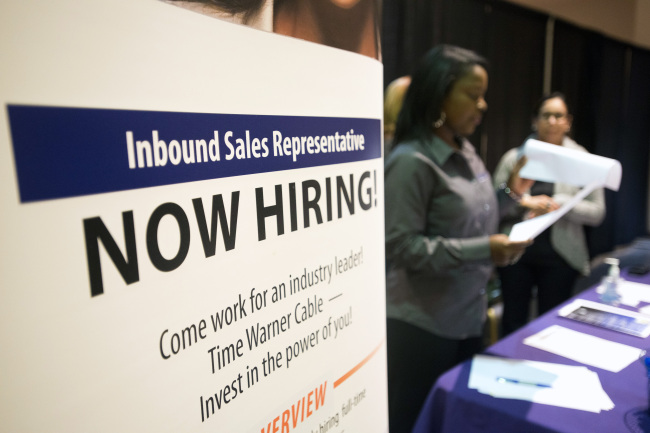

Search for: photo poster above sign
xmin=0 ymin=1 xmax=386 ymax=432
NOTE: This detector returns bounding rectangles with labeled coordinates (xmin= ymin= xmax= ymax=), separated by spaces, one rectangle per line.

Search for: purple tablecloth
xmin=412 ymin=271 xmax=650 ymax=433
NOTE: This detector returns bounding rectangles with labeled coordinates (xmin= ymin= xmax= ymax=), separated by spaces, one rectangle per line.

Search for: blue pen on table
xmin=496 ymin=377 xmax=552 ymax=388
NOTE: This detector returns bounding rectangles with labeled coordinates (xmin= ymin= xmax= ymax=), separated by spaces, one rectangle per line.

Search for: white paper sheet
xmin=509 ymin=180 xmax=599 ymax=241
xmin=519 ymin=139 xmax=622 ymax=190
xmin=469 ymin=354 xmax=614 ymax=412
xmin=594 ymin=279 xmax=650 ymax=307
xmin=508 ymin=139 xmax=622 ymax=241
xmin=523 ymin=325 xmax=644 ymax=372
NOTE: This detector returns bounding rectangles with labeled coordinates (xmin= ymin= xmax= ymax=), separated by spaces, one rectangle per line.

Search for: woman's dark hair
xmin=393 ymin=45 xmax=487 ymax=145
xmin=168 ymin=0 xmax=266 ymax=22
xmin=532 ymin=91 xmax=570 ymax=118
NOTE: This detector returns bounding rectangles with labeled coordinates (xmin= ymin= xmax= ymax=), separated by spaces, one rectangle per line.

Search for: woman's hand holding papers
xmin=521 ymin=194 xmax=560 ymax=217
xmin=490 ymin=234 xmax=532 ymax=266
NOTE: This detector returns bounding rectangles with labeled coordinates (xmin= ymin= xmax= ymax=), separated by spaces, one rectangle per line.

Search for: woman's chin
xmin=460 ymin=125 xmax=478 ymax=137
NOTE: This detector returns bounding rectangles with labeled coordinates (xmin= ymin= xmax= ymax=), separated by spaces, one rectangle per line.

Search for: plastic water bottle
xmin=599 ymin=258 xmax=621 ymax=306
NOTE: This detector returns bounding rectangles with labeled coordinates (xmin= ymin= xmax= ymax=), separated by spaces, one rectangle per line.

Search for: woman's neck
xmin=434 ymin=126 xmax=461 ymax=150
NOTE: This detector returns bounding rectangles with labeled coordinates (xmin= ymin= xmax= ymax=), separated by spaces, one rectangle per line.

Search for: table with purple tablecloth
xmin=412 ymin=271 xmax=650 ymax=433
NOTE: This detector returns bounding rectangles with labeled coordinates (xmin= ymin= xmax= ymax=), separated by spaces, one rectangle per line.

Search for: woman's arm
xmin=493 ymin=148 xmax=536 ymax=219
xmin=492 ymin=148 xmax=518 ymax=189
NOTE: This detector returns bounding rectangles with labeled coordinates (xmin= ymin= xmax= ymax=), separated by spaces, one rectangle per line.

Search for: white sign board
xmin=0 ymin=1 xmax=387 ymax=432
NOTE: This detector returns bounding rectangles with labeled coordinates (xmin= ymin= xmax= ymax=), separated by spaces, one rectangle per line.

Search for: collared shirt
xmin=385 ymin=134 xmax=512 ymax=339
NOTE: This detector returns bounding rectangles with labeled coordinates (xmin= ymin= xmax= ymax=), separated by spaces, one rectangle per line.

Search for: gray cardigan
xmin=492 ymin=136 xmax=606 ymax=275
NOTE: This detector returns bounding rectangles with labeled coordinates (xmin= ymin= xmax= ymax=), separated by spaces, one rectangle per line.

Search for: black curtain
xmin=479 ymin=1 xmax=546 ymax=171
xmin=382 ymin=0 xmax=443 ymax=87
xmin=615 ymin=47 xmax=650 ymax=246
xmin=553 ymin=20 xmax=650 ymax=255
xmin=382 ymin=0 xmax=546 ymax=172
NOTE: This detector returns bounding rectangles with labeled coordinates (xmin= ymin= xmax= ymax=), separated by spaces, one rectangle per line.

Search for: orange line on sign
xmin=334 ymin=341 xmax=383 ymax=388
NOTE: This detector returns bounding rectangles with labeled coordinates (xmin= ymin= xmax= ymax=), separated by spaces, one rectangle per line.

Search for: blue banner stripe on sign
xmin=7 ymin=105 xmax=381 ymax=203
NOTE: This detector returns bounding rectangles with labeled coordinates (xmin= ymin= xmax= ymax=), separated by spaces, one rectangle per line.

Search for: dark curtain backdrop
xmin=616 ymin=47 xmax=650 ymax=248
xmin=382 ymin=0 xmax=650 ymax=258
xmin=382 ymin=0 xmax=546 ymax=170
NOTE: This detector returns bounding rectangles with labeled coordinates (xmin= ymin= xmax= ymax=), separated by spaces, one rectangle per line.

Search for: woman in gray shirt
xmin=384 ymin=45 xmax=532 ymax=433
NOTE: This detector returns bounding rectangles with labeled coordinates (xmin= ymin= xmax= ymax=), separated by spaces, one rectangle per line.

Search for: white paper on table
xmin=523 ymin=325 xmax=644 ymax=372
xmin=508 ymin=139 xmax=622 ymax=241
xmin=469 ymin=354 xmax=614 ymax=412
xmin=595 ymin=279 xmax=650 ymax=307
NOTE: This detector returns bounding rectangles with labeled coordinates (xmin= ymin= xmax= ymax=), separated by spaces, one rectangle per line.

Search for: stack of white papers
xmin=469 ymin=354 xmax=614 ymax=413
xmin=523 ymin=325 xmax=645 ymax=371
